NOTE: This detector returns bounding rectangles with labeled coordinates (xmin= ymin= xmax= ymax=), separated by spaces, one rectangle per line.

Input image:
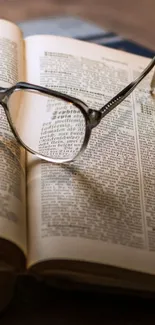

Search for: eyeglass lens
xmin=7 ymin=89 xmax=86 ymax=162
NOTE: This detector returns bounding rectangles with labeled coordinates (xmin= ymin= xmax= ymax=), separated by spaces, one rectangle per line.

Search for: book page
xmin=25 ymin=35 xmax=155 ymax=275
xmin=0 ymin=20 xmax=27 ymax=257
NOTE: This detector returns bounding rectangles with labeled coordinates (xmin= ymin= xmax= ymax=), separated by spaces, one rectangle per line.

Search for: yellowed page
xmin=0 ymin=20 xmax=27 ymax=256
xmin=25 ymin=35 xmax=155 ymax=275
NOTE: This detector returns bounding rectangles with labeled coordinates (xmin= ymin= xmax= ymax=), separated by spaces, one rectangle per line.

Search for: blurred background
xmin=0 ymin=0 xmax=155 ymax=51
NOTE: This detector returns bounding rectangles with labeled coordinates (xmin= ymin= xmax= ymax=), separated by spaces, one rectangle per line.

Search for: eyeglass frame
xmin=0 ymin=56 xmax=155 ymax=163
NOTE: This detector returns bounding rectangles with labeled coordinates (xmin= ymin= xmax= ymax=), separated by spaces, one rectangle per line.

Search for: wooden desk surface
xmin=0 ymin=0 xmax=155 ymax=323
xmin=1 ymin=281 xmax=155 ymax=325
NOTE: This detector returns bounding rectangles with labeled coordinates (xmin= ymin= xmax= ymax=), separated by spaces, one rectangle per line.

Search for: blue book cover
xmin=18 ymin=16 xmax=155 ymax=58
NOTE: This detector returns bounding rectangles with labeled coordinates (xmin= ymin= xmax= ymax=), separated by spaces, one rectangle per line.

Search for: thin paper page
xmin=0 ymin=20 xmax=27 ymax=256
xmin=25 ymin=35 xmax=155 ymax=274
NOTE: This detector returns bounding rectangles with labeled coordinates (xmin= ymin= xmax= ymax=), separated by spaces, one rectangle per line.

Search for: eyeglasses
xmin=0 ymin=57 xmax=155 ymax=164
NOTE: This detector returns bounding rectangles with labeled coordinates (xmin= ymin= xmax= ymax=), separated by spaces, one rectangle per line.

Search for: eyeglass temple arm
xmin=99 ymin=56 xmax=155 ymax=119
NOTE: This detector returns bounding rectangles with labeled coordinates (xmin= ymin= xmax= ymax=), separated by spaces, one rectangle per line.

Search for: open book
xmin=0 ymin=19 xmax=155 ymax=308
